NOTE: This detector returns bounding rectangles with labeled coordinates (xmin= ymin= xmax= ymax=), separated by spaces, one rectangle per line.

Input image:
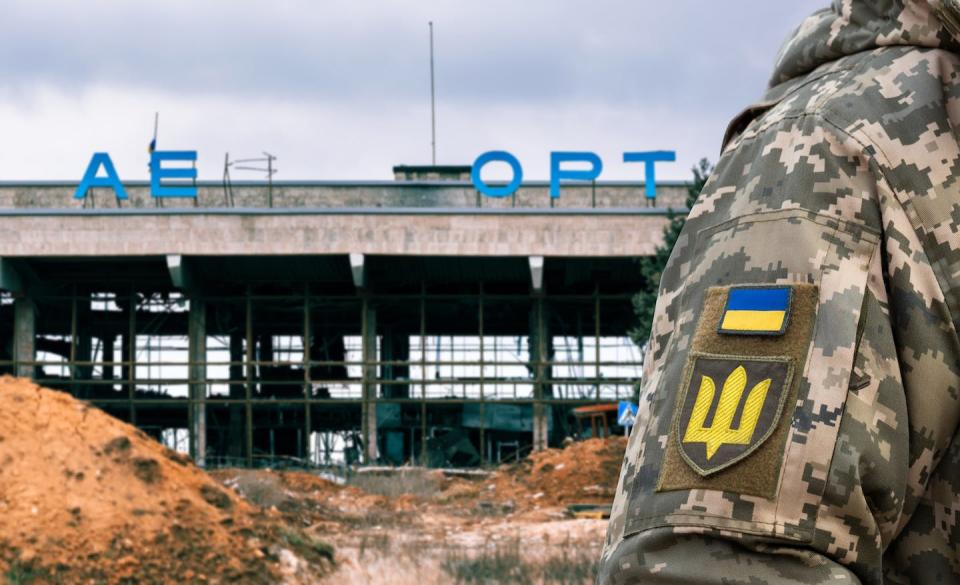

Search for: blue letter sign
xmin=150 ymin=150 xmax=198 ymax=198
xmin=623 ymin=150 xmax=676 ymax=199
xmin=74 ymin=153 xmax=128 ymax=200
xmin=471 ymin=150 xmax=523 ymax=198
xmin=549 ymin=151 xmax=603 ymax=198
xmin=471 ymin=149 xmax=676 ymax=200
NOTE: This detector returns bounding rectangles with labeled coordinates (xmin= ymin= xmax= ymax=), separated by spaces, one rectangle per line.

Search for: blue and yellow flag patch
xmin=718 ymin=286 xmax=792 ymax=336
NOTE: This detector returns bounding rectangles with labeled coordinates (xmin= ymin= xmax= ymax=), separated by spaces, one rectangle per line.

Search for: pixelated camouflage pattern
xmin=599 ymin=1 xmax=960 ymax=583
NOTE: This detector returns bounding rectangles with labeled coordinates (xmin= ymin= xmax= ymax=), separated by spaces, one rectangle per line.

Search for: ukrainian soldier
xmin=599 ymin=1 xmax=960 ymax=583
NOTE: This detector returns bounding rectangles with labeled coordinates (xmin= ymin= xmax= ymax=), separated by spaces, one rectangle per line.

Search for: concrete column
xmin=533 ymin=403 xmax=549 ymax=452
xmin=13 ymin=298 xmax=35 ymax=379
xmin=188 ymin=299 xmax=207 ymax=467
xmin=530 ymin=299 xmax=553 ymax=451
xmin=361 ymin=303 xmax=379 ymax=463
xmin=228 ymin=330 xmax=245 ymax=459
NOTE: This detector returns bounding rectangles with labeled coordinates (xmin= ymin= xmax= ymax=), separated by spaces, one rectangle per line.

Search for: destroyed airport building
xmin=0 ymin=166 xmax=680 ymax=468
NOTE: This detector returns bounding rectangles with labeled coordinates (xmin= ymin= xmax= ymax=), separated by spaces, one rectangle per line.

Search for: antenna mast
xmin=429 ymin=21 xmax=437 ymax=165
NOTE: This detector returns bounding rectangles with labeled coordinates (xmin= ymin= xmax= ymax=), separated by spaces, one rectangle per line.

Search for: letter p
xmin=550 ymin=151 xmax=603 ymax=199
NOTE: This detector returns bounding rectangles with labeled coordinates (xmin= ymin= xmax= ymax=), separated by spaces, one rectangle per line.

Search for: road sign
xmin=617 ymin=401 xmax=638 ymax=428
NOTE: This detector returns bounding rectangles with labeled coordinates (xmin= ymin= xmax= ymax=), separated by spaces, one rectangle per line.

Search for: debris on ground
xmin=0 ymin=376 xmax=333 ymax=584
xmin=489 ymin=436 xmax=627 ymax=507
xmin=0 ymin=372 xmax=625 ymax=584
xmin=211 ymin=435 xmax=626 ymax=583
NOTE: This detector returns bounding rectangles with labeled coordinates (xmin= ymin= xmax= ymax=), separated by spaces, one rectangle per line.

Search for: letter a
xmin=74 ymin=153 xmax=128 ymax=200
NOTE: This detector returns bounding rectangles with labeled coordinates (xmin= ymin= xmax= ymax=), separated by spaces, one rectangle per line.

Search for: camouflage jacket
xmin=599 ymin=1 xmax=960 ymax=583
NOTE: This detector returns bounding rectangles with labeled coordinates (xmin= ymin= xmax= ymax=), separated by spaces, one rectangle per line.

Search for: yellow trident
xmin=682 ymin=365 xmax=771 ymax=460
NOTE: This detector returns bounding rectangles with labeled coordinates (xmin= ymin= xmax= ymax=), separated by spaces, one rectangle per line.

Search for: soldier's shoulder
xmin=753 ymin=45 xmax=960 ymax=146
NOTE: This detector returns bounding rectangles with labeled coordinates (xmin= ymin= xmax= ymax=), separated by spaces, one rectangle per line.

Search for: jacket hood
xmin=770 ymin=0 xmax=960 ymax=86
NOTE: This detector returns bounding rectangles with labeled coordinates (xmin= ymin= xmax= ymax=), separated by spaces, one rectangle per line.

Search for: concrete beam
xmin=166 ymin=254 xmax=193 ymax=290
xmin=349 ymin=253 xmax=365 ymax=289
xmin=0 ymin=212 xmax=672 ymax=258
xmin=528 ymin=256 xmax=544 ymax=293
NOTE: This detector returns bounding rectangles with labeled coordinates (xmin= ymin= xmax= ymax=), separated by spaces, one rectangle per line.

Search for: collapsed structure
xmin=0 ymin=166 xmax=682 ymax=468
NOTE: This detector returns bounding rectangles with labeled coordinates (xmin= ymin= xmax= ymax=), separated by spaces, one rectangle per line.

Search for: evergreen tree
xmin=630 ymin=158 xmax=713 ymax=347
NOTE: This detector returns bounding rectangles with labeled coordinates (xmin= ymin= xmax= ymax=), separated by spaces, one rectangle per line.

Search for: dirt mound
xmin=490 ymin=437 xmax=627 ymax=507
xmin=0 ymin=376 xmax=332 ymax=584
xmin=211 ymin=468 xmax=421 ymax=534
xmin=211 ymin=437 xmax=628 ymax=521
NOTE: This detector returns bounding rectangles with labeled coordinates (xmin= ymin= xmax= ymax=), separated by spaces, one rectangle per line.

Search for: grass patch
xmin=440 ymin=539 xmax=600 ymax=585
xmin=4 ymin=560 xmax=48 ymax=585
xmin=540 ymin=546 xmax=599 ymax=584
xmin=441 ymin=542 xmax=531 ymax=584
xmin=348 ymin=468 xmax=440 ymax=499
xmin=281 ymin=529 xmax=336 ymax=563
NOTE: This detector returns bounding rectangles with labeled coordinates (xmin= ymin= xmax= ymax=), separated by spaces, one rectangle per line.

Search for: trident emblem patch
xmin=675 ymin=354 xmax=793 ymax=476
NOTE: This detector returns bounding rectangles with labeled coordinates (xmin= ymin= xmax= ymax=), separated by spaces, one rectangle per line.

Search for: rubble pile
xmin=489 ymin=436 xmax=628 ymax=506
xmin=0 ymin=377 xmax=332 ymax=584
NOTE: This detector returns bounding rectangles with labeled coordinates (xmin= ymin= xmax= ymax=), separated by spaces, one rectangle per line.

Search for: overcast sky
xmin=0 ymin=1 xmax=826 ymax=182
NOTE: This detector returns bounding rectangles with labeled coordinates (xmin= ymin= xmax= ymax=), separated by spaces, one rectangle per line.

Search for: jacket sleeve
xmin=597 ymin=102 xmax=960 ymax=584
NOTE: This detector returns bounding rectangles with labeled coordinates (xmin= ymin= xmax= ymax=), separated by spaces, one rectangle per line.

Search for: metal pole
xmin=245 ymin=286 xmax=254 ymax=467
xmin=267 ymin=154 xmax=274 ymax=208
xmin=223 ymin=153 xmax=231 ymax=207
xmin=429 ymin=21 xmax=437 ymax=166
xmin=192 ymin=157 xmax=198 ymax=208
xmin=151 ymin=113 xmax=159 ymax=210
xmin=420 ymin=284 xmax=427 ymax=465
xmin=303 ymin=285 xmax=312 ymax=462
xmin=595 ymin=284 xmax=601 ymax=401
xmin=478 ymin=283 xmax=485 ymax=466
xmin=70 ymin=288 xmax=77 ymax=386
xmin=127 ymin=288 xmax=136 ymax=425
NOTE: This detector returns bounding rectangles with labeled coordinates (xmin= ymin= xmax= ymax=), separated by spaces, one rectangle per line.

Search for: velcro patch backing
xmin=657 ymin=283 xmax=818 ymax=499
xmin=675 ymin=353 xmax=794 ymax=476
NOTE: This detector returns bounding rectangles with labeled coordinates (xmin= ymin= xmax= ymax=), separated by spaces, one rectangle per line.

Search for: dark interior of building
xmin=0 ymin=254 xmax=645 ymax=468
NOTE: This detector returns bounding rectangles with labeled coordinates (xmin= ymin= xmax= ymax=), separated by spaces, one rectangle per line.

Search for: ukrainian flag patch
xmin=718 ymin=286 xmax=792 ymax=336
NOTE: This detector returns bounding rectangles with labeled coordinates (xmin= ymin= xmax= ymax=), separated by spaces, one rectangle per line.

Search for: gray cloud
xmin=0 ymin=0 xmax=826 ymax=181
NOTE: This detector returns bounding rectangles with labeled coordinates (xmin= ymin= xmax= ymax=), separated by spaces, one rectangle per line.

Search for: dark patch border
xmin=672 ymin=352 xmax=795 ymax=477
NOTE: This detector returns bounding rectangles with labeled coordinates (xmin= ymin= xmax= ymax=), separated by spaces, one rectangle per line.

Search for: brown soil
xmin=0 ymin=370 xmax=625 ymax=584
xmin=489 ymin=436 xmax=627 ymax=507
xmin=0 ymin=376 xmax=333 ymax=585
xmin=208 ymin=438 xmax=627 ymax=584
xmin=212 ymin=435 xmax=628 ymax=533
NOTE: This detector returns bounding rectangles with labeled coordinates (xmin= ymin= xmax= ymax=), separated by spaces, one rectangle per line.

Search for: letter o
xmin=471 ymin=151 xmax=523 ymax=198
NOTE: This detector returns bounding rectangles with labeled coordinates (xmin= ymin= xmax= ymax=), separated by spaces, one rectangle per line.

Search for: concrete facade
xmin=0 ymin=180 xmax=689 ymax=210
xmin=0 ymin=209 xmax=674 ymax=258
